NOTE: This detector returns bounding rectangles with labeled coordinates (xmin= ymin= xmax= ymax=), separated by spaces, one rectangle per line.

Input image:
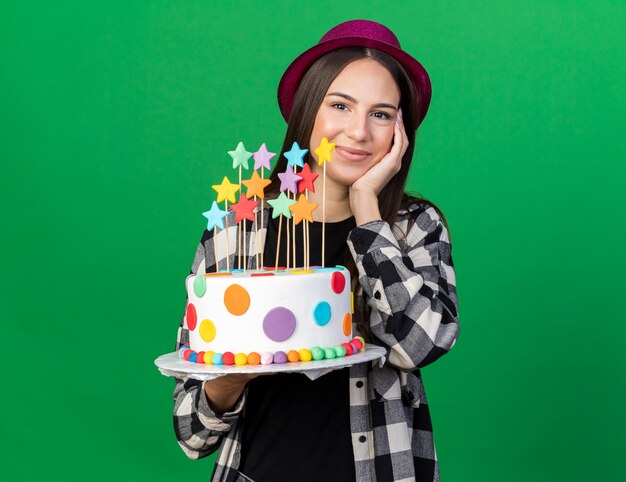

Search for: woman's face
xmin=309 ymin=58 xmax=401 ymax=186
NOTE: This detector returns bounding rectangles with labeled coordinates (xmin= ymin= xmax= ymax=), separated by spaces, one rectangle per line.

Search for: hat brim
xmin=277 ymin=36 xmax=432 ymax=127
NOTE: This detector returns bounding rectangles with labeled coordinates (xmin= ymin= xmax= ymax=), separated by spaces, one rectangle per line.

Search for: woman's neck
xmin=307 ymin=173 xmax=353 ymax=222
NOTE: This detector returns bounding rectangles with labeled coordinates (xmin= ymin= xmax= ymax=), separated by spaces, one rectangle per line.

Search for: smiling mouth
xmin=335 ymin=145 xmax=371 ymax=162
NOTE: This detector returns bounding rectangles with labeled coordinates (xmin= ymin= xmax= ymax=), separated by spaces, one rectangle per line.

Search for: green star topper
xmin=228 ymin=141 xmax=253 ymax=170
xmin=267 ymin=192 xmax=296 ymax=219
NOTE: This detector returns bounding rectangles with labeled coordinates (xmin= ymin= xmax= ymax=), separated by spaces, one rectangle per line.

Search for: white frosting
xmin=185 ymin=269 xmax=352 ymax=354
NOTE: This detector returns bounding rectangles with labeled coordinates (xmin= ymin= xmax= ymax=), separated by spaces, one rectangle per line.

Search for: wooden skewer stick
xmin=286 ymin=208 xmax=290 ymax=271
xmin=253 ymin=195 xmax=259 ymax=270
xmin=224 ymin=201 xmax=230 ymax=271
xmin=292 ymin=167 xmax=297 ymax=268
xmin=261 ymin=167 xmax=265 ymax=268
xmin=243 ymin=218 xmax=247 ymax=273
xmin=305 ymin=190 xmax=309 ymax=269
xmin=275 ymin=215 xmax=283 ymax=271
xmin=302 ymin=219 xmax=309 ymax=269
xmin=322 ymin=161 xmax=326 ymax=267
xmin=238 ymin=166 xmax=242 ymax=270
xmin=214 ymin=227 xmax=219 ymax=273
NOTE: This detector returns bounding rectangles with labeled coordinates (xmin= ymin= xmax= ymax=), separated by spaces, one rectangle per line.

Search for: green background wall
xmin=2 ymin=1 xmax=625 ymax=480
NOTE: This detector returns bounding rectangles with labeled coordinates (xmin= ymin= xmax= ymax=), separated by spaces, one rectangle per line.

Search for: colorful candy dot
xmin=341 ymin=342 xmax=354 ymax=356
xmin=222 ymin=352 xmax=235 ymax=365
xmin=248 ymin=352 xmax=261 ymax=365
xmin=298 ymin=348 xmax=312 ymax=362
xmin=273 ymin=351 xmax=288 ymax=364
xmin=260 ymin=352 xmax=274 ymax=365
xmin=263 ymin=307 xmax=296 ymax=342
xmin=196 ymin=351 xmax=205 ymax=364
xmin=287 ymin=350 xmax=300 ymax=362
xmin=186 ymin=303 xmax=197 ymax=331
xmin=204 ymin=272 xmax=232 ymax=277
xmin=342 ymin=312 xmax=352 ymax=336
xmin=224 ymin=284 xmax=250 ymax=315
xmin=183 ymin=349 xmax=193 ymax=361
xmin=355 ymin=336 xmax=365 ymax=348
xmin=199 ymin=319 xmax=216 ymax=342
xmin=235 ymin=353 xmax=248 ymax=366
xmin=323 ymin=348 xmax=336 ymax=359
xmin=212 ymin=353 xmax=223 ymax=365
xmin=203 ymin=351 xmax=216 ymax=364
xmin=189 ymin=352 xmax=197 ymax=363
xmin=193 ymin=275 xmax=207 ymax=297
xmin=349 ymin=342 xmax=360 ymax=354
xmin=251 ymin=272 xmax=274 ymax=277
xmin=333 ymin=345 xmax=347 ymax=357
xmin=351 ymin=338 xmax=363 ymax=351
xmin=292 ymin=269 xmax=314 ymax=274
xmin=311 ymin=346 xmax=324 ymax=360
xmin=331 ymin=271 xmax=346 ymax=294
xmin=313 ymin=301 xmax=331 ymax=326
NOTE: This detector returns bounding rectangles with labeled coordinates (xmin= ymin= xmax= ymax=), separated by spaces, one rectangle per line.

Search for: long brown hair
xmin=268 ymin=47 xmax=448 ymax=340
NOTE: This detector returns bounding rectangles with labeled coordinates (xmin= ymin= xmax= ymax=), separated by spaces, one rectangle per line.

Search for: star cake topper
xmin=314 ymin=137 xmax=335 ymax=165
xmin=277 ymin=166 xmax=302 ymax=194
xmin=242 ymin=170 xmax=272 ymax=199
xmin=297 ymin=162 xmax=319 ymax=193
xmin=231 ymin=194 xmax=258 ymax=223
xmin=284 ymin=141 xmax=308 ymax=169
xmin=202 ymin=201 xmax=229 ymax=231
xmin=212 ymin=176 xmax=240 ymax=203
xmin=267 ymin=192 xmax=296 ymax=219
xmin=289 ymin=194 xmax=318 ymax=224
xmin=253 ymin=143 xmax=276 ymax=170
xmin=228 ymin=141 xmax=253 ymax=170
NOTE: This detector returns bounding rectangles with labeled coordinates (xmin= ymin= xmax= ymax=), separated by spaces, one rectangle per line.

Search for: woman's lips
xmin=335 ymin=145 xmax=371 ymax=162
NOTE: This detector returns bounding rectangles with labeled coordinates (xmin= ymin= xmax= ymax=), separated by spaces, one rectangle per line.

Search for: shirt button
xmin=359 ymin=435 xmax=367 ymax=443
xmin=374 ymin=291 xmax=381 ymax=300
xmin=356 ymin=381 xmax=364 ymax=388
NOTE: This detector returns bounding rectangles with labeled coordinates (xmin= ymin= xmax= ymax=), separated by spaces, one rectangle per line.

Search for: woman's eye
xmin=331 ymin=103 xmax=348 ymax=111
xmin=372 ymin=111 xmax=391 ymax=120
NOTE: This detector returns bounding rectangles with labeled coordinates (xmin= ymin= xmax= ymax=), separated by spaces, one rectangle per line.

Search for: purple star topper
xmin=277 ymin=166 xmax=302 ymax=194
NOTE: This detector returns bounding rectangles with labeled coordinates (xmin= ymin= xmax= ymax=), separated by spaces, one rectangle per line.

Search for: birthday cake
xmin=179 ymin=266 xmax=364 ymax=366
xmin=178 ymin=139 xmax=365 ymax=366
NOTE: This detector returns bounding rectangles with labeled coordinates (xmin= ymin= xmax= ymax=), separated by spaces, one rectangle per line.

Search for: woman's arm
xmin=172 ymin=231 xmax=249 ymax=459
xmin=347 ymin=203 xmax=460 ymax=371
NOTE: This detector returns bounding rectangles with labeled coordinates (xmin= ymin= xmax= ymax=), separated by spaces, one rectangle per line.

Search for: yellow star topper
xmin=289 ymin=194 xmax=318 ymax=224
xmin=242 ymin=170 xmax=272 ymax=199
xmin=211 ymin=176 xmax=240 ymax=204
xmin=314 ymin=137 xmax=335 ymax=166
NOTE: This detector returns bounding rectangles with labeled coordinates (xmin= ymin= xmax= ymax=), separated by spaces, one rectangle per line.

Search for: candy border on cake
xmin=178 ymin=336 xmax=366 ymax=366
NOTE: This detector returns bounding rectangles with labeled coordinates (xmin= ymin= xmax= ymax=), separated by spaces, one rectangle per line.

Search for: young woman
xmin=173 ymin=20 xmax=460 ymax=482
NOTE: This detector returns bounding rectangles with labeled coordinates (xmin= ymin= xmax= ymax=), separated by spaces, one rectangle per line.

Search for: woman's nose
xmin=344 ymin=112 xmax=368 ymax=142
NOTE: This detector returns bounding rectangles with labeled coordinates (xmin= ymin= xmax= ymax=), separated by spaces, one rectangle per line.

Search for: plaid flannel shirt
xmin=173 ymin=201 xmax=459 ymax=481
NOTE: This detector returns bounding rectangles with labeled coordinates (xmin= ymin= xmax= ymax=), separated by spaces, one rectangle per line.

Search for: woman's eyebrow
xmin=327 ymin=92 xmax=398 ymax=111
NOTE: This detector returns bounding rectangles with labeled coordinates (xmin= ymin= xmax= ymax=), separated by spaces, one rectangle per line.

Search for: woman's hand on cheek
xmin=349 ymin=110 xmax=409 ymax=225
xmin=350 ymin=110 xmax=409 ymax=197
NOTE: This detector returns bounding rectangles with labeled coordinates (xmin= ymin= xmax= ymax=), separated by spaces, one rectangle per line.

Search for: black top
xmin=238 ymin=214 xmax=357 ymax=482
